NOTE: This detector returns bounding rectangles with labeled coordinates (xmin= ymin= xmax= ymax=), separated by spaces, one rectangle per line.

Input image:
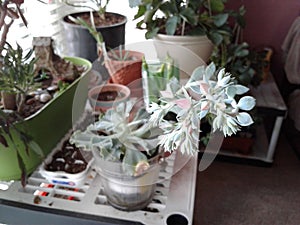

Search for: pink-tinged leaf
xmin=199 ymin=82 xmax=209 ymax=95
xmin=174 ymin=99 xmax=191 ymax=109
xmin=160 ymin=90 xmax=173 ymax=98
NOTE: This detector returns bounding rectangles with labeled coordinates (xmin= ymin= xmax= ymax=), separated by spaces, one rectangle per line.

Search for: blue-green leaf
xmin=236 ymin=112 xmax=254 ymax=126
xmin=213 ymin=13 xmax=229 ymax=27
xmin=237 ymin=96 xmax=256 ymax=111
xmin=166 ymin=16 xmax=179 ymax=35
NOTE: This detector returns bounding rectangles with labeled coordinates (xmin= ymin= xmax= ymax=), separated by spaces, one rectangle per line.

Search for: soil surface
xmin=65 ymin=12 xmax=126 ymax=27
xmin=93 ymin=90 xmax=119 ymax=101
xmin=45 ymin=140 xmax=88 ymax=174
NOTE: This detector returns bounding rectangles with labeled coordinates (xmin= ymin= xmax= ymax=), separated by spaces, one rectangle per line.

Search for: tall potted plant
xmin=70 ymin=62 xmax=256 ymax=211
xmin=0 ymin=41 xmax=92 ymax=183
xmin=72 ymin=16 xmax=145 ymax=90
xmin=129 ymin=0 xmax=245 ymax=64
xmin=60 ymin=0 xmax=127 ymax=61
xmin=209 ymin=9 xmax=270 ymax=153
xmin=210 ymin=5 xmax=269 ymax=87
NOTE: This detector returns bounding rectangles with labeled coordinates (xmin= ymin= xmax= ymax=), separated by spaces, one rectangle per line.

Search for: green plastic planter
xmin=0 ymin=57 xmax=92 ymax=181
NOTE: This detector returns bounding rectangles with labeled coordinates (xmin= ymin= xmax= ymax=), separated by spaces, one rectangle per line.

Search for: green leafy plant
xmin=0 ymin=43 xmax=38 ymax=113
xmin=0 ymin=110 xmax=44 ymax=186
xmin=210 ymin=6 xmax=268 ymax=87
xmin=211 ymin=42 xmax=268 ymax=87
xmin=129 ymin=0 xmax=245 ymax=46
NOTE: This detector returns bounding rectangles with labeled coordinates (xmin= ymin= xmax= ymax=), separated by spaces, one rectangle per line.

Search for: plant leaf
xmin=145 ymin=27 xmax=160 ymax=39
xmin=236 ymin=112 xmax=254 ymax=126
xmin=210 ymin=0 xmax=225 ymax=12
xmin=166 ymin=16 xmax=179 ymax=35
xmin=181 ymin=7 xmax=197 ymax=25
xmin=0 ymin=134 xmax=8 ymax=148
xmin=213 ymin=13 xmax=228 ymax=27
xmin=234 ymin=84 xmax=249 ymax=95
xmin=237 ymin=96 xmax=256 ymax=111
xmin=208 ymin=31 xmax=223 ymax=46
xmin=129 ymin=0 xmax=142 ymax=8
xmin=122 ymin=148 xmax=148 ymax=176
xmin=16 ymin=151 xmax=27 ymax=187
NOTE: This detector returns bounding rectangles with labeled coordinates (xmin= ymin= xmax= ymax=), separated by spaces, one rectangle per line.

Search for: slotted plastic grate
xmin=0 ymin=151 xmax=197 ymax=225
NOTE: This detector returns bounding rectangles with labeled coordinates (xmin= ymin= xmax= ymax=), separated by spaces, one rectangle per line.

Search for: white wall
xmin=106 ymin=0 xmax=145 ymax=44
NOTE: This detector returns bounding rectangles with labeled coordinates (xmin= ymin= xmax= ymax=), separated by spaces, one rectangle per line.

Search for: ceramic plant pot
xmin=104 ymin=50 xmax=144 ymax=86
xmin=92 ymin=149 xmax=161 ymax=211
xmin=88 ymin=83 xmax=130 ymax=112
xmin=0 ymin=57 xmax=92 ymax=181
xmin=154 ymin=34 xmax=213 ymax=63
xmin=62 ymin=12 xmax=127 ymax=62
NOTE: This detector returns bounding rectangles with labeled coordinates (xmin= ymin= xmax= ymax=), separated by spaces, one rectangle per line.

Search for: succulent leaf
xmin=237 ymin=96 xmax=256 ymax=111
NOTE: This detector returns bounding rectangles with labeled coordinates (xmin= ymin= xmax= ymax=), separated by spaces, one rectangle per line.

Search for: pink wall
xmin=226 ymin=0 xmax=300 ymax=92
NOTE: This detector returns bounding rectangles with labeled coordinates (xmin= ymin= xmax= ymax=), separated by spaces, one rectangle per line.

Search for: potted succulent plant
xmin=70 ymin=62 xmax=256 ymax=211
xmin=70 ymin=100 xmax=163 ymax=211
xmin=129 ymin=0 xmax=245 ymax=63
xmin=59 ymin=0 xmax=127 ymax=61
xmin=72 ymin=15 xmax=145 ymax=90
xmin=104 ymin=47 xmax=144 ymax=86
xmin=0 ymin=4 xmax=92 ymax=184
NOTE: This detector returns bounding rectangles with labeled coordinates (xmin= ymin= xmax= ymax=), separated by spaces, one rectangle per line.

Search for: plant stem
xmin=181 ymin=0 xmax=189 ymax=36
xmin=207 ymin=0 xmax=212 ymax=16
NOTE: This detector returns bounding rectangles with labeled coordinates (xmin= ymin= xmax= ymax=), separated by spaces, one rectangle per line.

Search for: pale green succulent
xmin=70 ymin=101 xmax=162 ymax=176
xmin=148 ymin=62 xmax=256 ymax=155
xmin=70 ymin=62 xmax=256 ymax=174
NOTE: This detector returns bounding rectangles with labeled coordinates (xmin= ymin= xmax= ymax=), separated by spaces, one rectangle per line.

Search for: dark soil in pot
xmin=92 ymin=90 xmax=119 ymax=101
xmin=62 ymin=12 xmax=127 ymax=62
xmin=45 ymin=140 xmax=88 ymax=174
xmin=64 ymin=11 xmax=125 ymax=27
xmin=2 ymin=65 xmax=85 ymax=123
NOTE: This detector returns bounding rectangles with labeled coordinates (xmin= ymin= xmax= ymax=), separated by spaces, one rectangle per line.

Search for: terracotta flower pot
xmin=88 ymin=83 xmax=130 ymax=112
xmin=107 ymin=77 xmax=144 ymax=99
xmin=222 ymin=136 xmax=254 ymax=155
xmin=104 ymin=50 xmax=144 ymax=86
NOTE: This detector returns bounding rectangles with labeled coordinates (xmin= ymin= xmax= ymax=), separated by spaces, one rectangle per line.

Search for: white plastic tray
xmin=0 ymin=151 xmax=197 ymax=225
